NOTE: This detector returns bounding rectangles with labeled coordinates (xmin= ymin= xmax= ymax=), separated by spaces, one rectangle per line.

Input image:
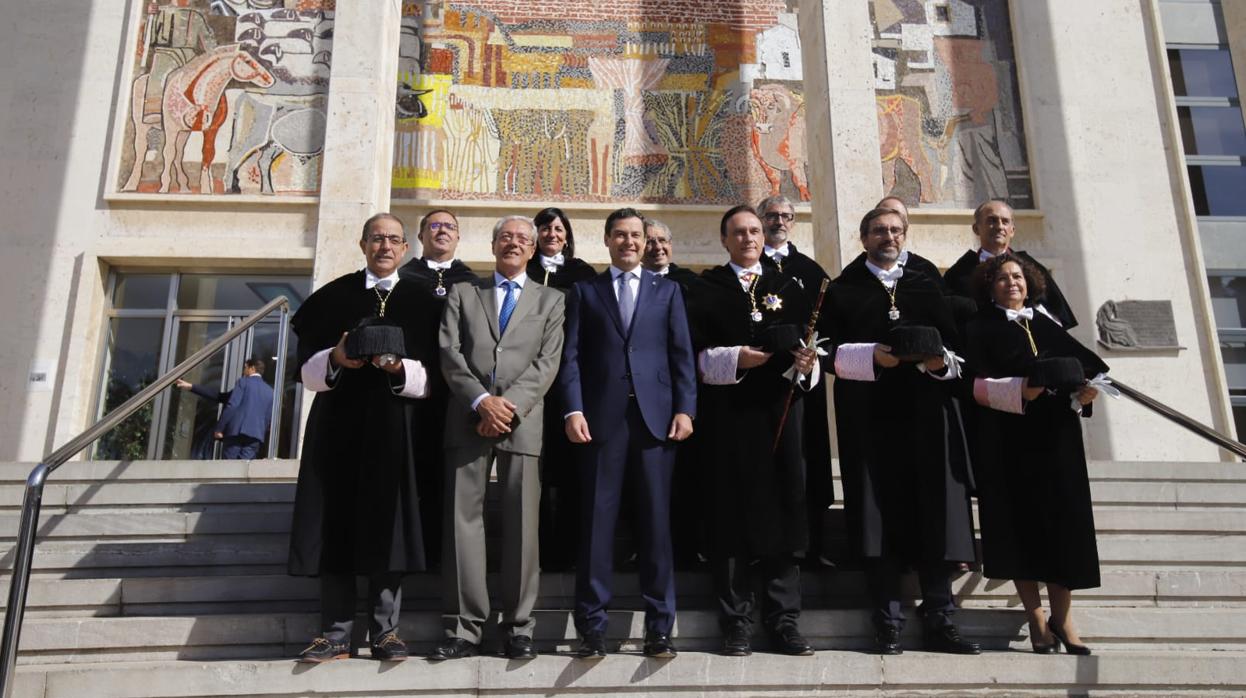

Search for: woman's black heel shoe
xmin=1049 ymin=620 xmax=1092 ymax=655
xmin=1028 ymin=622 xmax=1057 ymax=654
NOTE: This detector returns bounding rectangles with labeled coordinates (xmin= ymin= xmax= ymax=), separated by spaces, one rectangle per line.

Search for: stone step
xmin=7 ymin=568 xmax=1246 ymax=618
xmin=4 ymin=505 xmax=1245 ymax=544
xmin=12 ymin=607 xmax=1246 ymax=665
xmin=3 ymin=459 xmax=1241 ymax=484
xmin=12 ymin=650 xmax=1246 ymax=698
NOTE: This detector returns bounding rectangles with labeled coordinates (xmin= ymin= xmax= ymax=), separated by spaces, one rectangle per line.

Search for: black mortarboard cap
xmin=345 ymin=317 xmax=407 ymax=360
xmin=887 ymin=325 xmax=944 ymax=361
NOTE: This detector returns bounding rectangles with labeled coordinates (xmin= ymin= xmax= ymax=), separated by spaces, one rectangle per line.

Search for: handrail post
xmin=0 ymin=464 xmax=50 ymax=698
xmin=268 ymin=305 xmax=290 ymax=458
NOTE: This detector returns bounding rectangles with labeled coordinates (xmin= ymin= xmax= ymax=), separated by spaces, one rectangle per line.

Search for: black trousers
xmin=866 ymin=558 xmax=955 ymax=630
xmin=713 ymin=555 xmax=801 ymax=631
xmin=319 ymin=573 xmax=402 ymax=644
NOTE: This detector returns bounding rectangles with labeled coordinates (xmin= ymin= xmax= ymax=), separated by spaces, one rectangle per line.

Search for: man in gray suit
xmin=430 ymin=215 xmax=566 ymax=661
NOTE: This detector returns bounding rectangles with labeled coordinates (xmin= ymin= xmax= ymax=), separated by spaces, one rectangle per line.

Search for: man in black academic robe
xmin=289 ymin=213 xmax=437 ymax=663
xmin=826 ymin=207 xmax=979 ymax=656
xmin=943 ymin=199 xmax=1078 ymax=328
xmin=687 ymin=205 xmax=820 ymax=657
xmin=757 ymin=195 xmax=835 ymax=567
xmin=397 ymin=209 xmax=478 ymax=568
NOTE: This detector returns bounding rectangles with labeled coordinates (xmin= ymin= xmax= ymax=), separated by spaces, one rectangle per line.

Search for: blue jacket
xmin=214 ymin=373 xmax=274 ymax=441
xmin=558 ymin=269 xmax=697 ymax=442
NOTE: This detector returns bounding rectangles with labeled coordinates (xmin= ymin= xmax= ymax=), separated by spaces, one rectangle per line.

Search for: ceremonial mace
xmin=773 ymin=278 xmax=830 ymax=453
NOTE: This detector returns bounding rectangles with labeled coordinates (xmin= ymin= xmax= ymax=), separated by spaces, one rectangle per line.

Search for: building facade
xmin=0 ymin=0 xmax=1237 ymax=463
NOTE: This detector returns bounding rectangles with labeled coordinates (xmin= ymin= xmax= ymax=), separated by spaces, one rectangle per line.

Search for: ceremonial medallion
xmin=435 ymin=286 xmax=447 ymax=297
xmin=751 ymin=310 xmax=764 ymax=323
xmin=888 ymin=308 xmax=901 ymax=321
xmin=763 ymin=294 xmax=783 ymax=312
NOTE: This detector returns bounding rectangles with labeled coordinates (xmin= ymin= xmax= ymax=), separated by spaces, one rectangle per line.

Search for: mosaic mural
xmin=871 ymin=0 xmax=1033 ymax=208
xmin=116 ymin=0 xmax=334 ymax=196
xmin=392 ymin=0 xmax=810 ymax=205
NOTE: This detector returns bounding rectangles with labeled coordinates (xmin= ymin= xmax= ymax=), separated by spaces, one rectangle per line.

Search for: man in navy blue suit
xmin=558 ymin=207 xmax=697 ymax=660
xmin=212 ymin=358 xmax=274 ymax=459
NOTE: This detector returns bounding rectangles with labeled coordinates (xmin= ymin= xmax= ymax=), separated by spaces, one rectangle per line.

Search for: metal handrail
xmin=0 ymin=296 xmax=290 ymax=698
xmin=1110 ymin=379 xmax=1246 ymax=460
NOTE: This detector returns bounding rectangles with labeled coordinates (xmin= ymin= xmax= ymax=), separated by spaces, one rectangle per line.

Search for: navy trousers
xmin=221 ymin=435 xmax=263 ymax=460
xmin=574 ymin=399 xmax=677 ymax=636
xmin=867 ymin=558 xmax=956 ymax=630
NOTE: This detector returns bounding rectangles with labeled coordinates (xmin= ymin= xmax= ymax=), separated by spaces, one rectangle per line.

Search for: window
xmin=1169 ymin=48 xmax=1239 ymax=98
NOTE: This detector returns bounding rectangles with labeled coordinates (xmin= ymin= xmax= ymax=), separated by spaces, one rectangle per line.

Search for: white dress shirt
xmin=608 ymin=265 xmax=641 ymax=301
xmin=425 ymin=258 xmax=455 ymax=271
xmin=864 ymin=259 xmax=904 ymax=289
xmin=727 ymin=261 xmax=765 ymax=291
xmin=365 ymin=268 xmax=400 ymax=291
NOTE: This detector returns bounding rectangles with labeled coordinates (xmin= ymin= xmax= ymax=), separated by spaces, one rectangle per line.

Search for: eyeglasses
xmin=868 ymin=226 xmax=906 ymax=238
xmin=367 ymin=234 xmax=407 ymax=246
xmin=496 ymin=233 xmax=534 ymax=245
xmin=763 ymin=212 xmax=795 ymax=223
xmin=426 ymin=221 xmax=458 ymax=233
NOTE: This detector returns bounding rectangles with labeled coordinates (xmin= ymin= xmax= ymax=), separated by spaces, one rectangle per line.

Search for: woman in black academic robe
xmin=964 ymin=253 xmax=1108 ymax=655
xmin=528 ymin=207 xmax=597 ymax=569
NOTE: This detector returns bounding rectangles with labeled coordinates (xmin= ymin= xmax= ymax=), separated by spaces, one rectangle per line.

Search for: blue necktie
xmin=498 ymin=280 xmax=517 ymax=334
xmin=617 ymin=271 xmax=635 ymax=330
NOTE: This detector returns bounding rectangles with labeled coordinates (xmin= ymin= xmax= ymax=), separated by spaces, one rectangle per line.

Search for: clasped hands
xmin=476 ymin=395 xmax=518 ymax=438
xmin=330 ymin=332 xmax=404 ymax=376
xmin=738 ymin=346 xmax=818 ymax=375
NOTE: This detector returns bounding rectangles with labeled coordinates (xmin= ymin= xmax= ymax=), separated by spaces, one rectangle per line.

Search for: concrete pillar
xmin=798 ymin=0 xmax=883 ymax=274
xmin=313 ymin=0 xmax=403 ymax=286
xmin=1011 ymin=0 xmax=1230 ymax=460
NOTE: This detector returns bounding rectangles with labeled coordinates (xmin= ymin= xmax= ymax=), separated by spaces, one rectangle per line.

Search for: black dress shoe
xmin=1049 ymin=621 xmax=1092 ymax=656
xmin=721 ymin=622 xmax=752 ymax=656
xmin=297 ymin=636 xmax=350 ymax=663
xmin=924 ymin=623 xmax=981 ymax=655
xmin=427 ymin=637 xmax=479 ymax=660
xmin=505 ymin=634 xmax=537 ymax=659
xmin=874 ymin=625 xmax=902 ymax=655
xmin=770 ymin=624 xmax=814 ymax=656
xmin=370 ymin=632 xmax=408 ymax=661
xmin=643 ymin=633 xmax=677 ymax=658
xmin=576 ymin=633 xmax=607 ymax=660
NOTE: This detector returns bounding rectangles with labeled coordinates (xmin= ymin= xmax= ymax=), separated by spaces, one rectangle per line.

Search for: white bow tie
xmin=541 ymin=254 xmax=565 ymax=269
xmin=876 ymin=266 xmax=903 ymax=284
xmin=366 ymin=275 xmax=396 ymax=291
xmin=767 ymin=247 xmax=788 ymax=260
xmin=1005 ymin=307 xmax=1034 ymax=322
xmin=426 ymin=259 xmax=453 ymax=271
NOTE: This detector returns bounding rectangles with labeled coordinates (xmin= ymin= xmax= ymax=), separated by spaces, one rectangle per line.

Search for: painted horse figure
xmin=124 ymin=45 xmax=273 ymax=194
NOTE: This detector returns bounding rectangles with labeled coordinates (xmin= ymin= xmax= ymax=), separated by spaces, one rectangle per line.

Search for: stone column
xmin=1221 ymin=1 xmax=1246 ymax=114
xmin=797 ymin=0 xmax=883 ymax=273
xmin=1011 ymin=0 xmax=1229 ymax=460
xmin=313 ymin=0 xmax=403 ymax=286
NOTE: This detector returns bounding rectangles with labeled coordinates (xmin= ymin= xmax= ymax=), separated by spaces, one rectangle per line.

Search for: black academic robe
xmin=964 ymin=305 xmax=1107 ymax=590
xmin=944 ymin=249 xmax=1078 ymax=329
xmin=659 ymin=263 xmax=700 ymax=289
xmin=688 ymin=264 xmax=812 ymax=558
xmin=526 ymin=256 xmax=597 ymax=290
xmin=762 ymin=245 xmax=835 ymax=516
xmin=396 ymin=257 xmax=479 ymax=568
xmin=827 ymin=258 xmax=977 ymax=564
xmin=847 ymin=250 xmax=950 ymax=294
xmin=288 ymin=270 xmax=437 ymax=576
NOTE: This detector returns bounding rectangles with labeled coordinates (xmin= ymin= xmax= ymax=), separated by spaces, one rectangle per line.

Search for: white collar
xmin=610 ymin=265 xmax=641 ymax=280
xmin=728 ymin=261 xmax=764 ymax=278
xmin=864 ymin=259 xmax=903 ymax=283
xmin=425 ymin=258 xmax=455 ymax=271
xmin=493 ymin=271 xmax=528 ymax=288
xmin=978 ymin=247 xmax=1009 ymax=262
xmin=649 ymin=265 xmax=670 ymax=276
xmin=897 ymin=249 xmax=911 ymax=266
xmin=540 ymin=253 xmax=565 ymax=268
xmin=995 ymin=303 xmax=1034 ymax=322
xmin=764 ymin=243 xmax=791 ymax=259
xmin=365 ymin=268 xmax=400 ymax=290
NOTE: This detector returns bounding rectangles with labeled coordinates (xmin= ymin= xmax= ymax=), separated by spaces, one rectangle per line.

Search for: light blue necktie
xmin=498 ymin=280 xmax=517 ymax=335
xmin=617 ymin=271 xmax=635 ymax=330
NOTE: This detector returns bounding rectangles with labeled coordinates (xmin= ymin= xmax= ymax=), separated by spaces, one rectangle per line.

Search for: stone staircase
xmin=2 ymin=458 xmax=1245 ymax=696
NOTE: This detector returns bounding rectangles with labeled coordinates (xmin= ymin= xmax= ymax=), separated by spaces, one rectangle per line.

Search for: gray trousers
xmin=441 ymin=447 xmax=541 ymax=643
xmin=319 ymin=573 xmax=402 ymax=645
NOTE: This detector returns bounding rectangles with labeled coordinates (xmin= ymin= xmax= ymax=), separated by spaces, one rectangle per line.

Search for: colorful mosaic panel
xmin=392 ymin=1 xmax=810 ymax=205
xmin=872 ymin=0 xmax=1033 ymax=209
xmin=115 ymin=0 xmax=334 ymax=196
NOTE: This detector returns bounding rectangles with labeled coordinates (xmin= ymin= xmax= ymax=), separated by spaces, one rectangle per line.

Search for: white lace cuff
xmin=834 ymin=343 xmax=877 ymax=382
xmin=302 ymin=348 xmax=337 ymax=392
xmin=973 ymin=376 xmax=1026 ymax=414
xmin=390 ymin=358 xmax=429 ymax=399
xmin=698 ymin=346 xmax=745 ymax=385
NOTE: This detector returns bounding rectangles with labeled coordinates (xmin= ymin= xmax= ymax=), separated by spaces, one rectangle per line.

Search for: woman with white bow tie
xmin=964 ymin=254 xmax=1109 ymax=656
xmin=527 ymin=207 xmax=597 ymax=570
xmin=526 ymin=207 xmax=597 ymax=290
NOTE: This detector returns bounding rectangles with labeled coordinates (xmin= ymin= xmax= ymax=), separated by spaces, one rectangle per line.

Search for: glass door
xmin=158 ymin=318 xmax=234 ymax=460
